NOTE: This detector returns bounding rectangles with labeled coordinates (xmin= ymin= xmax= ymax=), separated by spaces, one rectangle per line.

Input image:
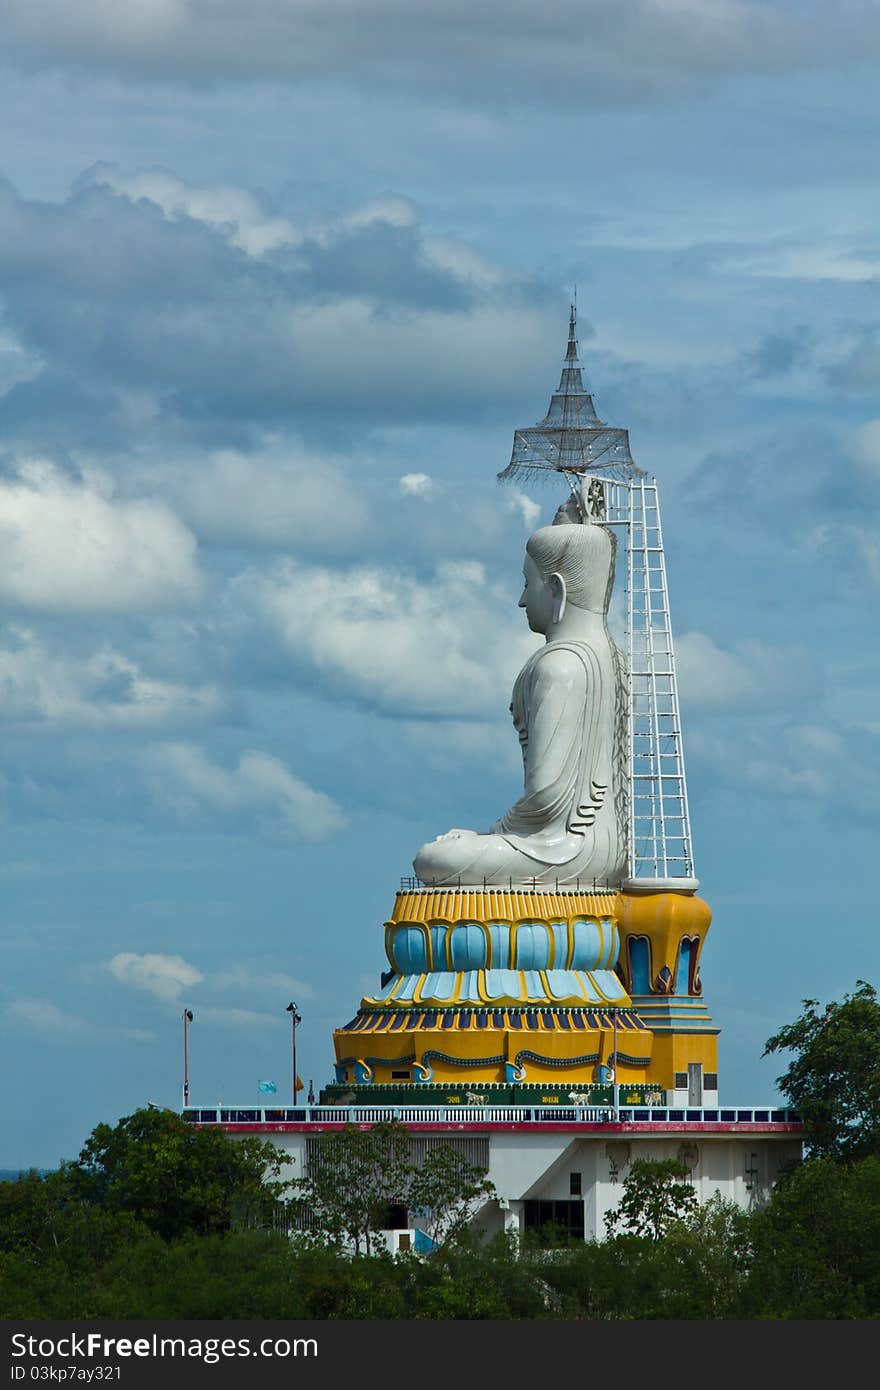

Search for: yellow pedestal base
xmin=333 ymin=1003 xmax=654 ymax=1088
xmin=331 ymin=885 xmax=718 ymax=1095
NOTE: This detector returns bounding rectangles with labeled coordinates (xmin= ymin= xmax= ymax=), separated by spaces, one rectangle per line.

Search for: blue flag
xmin=257 ymin=1080 xmax=277 ymax=1095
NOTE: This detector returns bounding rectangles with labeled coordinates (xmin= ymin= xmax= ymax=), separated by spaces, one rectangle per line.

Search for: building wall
xmin=246 ymin=1125 xmax=801 ymax=1245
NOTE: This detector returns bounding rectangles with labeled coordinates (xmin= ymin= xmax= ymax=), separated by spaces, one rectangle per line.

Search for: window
xmin=382 ymin=1203 xmax=408 ymax=1230
xmin=674 ymin=1072 xmax=688 ymax=1089
xmin=675 ymin=939 xmax=695 ymax=994
xmin=523 ymin=1200 xmax=585 ymax=1245
xmin=629 ymin=937 xmax=651 ymax=994
xmin=569 ymin=1171 xmax=582 ymax=1196
xmin=704 ymin=1073 xmax=718 ymax=1091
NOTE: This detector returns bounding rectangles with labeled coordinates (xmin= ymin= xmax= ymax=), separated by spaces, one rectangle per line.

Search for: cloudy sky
xmin=2 ymin=1 xmax=879 ymax=1167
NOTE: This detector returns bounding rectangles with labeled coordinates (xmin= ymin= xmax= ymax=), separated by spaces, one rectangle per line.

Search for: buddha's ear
xmin=549 ymin=572 xmax=567 ymax=624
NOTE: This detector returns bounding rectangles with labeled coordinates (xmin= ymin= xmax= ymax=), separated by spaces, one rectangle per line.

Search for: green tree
xmin=291 ymin=1121 xmax=414 ymax=1254
xmin=292 ymin=1123 xmax=495 ymax=1254
xmin=604 ymin=1158 xmax=697 ymax=1240
xmin=64 ymin=1106 xmax=291 ymax=1239
xmin=406 ymin=1230 xmax=551 ymax=1318
xmin=659 ymin=1194 xmax=752 ymax=1317
xmin=744 ymin=1155 xmax=880 ymax=1317
xmin=408 ymin=1145 xmax=495 ymax=1248
xmin=763 ymin=980 xmax=880 ymax=1159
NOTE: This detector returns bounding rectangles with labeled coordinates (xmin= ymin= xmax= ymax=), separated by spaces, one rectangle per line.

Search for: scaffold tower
xmin=498 ymin=306 xmax=696 ymax=889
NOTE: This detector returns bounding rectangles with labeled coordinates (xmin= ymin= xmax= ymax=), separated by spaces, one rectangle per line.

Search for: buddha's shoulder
xmin=528 ymin=643 xmax=591 ymax=682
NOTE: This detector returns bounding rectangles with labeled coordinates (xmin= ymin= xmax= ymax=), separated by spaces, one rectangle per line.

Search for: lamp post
xmin=286 ymin=1002 xmax=301 ymax=1104
xmin=182 ymin=1008 xmax=194 ymax=1108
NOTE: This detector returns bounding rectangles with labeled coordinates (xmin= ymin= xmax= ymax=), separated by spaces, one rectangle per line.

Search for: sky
xmin=1 ymin=0 xmax=879 ymax=1168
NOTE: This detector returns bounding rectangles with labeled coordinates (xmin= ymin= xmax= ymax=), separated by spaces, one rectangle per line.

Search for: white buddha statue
xmin=414 ymin=514 xmax=627 ymax=888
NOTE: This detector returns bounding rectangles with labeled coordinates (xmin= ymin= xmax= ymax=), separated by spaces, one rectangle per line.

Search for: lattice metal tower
xmin=499 ymin=306 xmax=697 ymax=890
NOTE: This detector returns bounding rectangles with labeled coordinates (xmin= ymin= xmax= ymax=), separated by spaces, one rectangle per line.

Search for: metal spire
xmin=498 ymin=304 xmax=640 ymax=485
xmin=566 ymin=301 xmax=578 ymax=361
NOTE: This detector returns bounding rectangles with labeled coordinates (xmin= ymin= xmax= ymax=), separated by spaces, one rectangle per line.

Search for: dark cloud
xmin=293 ymin=222 xmax=473 ymax=310
xmin=0 ymin=368 xmax=131 ymax=454
xmin=826 ymin=327 xmax=880 ymax=393
xmin=745 ymin=327 xmax=812 ymax=379
xmin=4 ymin=2 xmax=880 ymax=109
xmin=0 ymin=175 xmax=559 ymax=445
xmin=686 ymin=420 xmax=877 ymax=522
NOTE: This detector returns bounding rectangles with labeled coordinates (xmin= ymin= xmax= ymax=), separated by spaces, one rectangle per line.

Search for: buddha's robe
xmin=413 ymin=636 xmax=626 ymax=887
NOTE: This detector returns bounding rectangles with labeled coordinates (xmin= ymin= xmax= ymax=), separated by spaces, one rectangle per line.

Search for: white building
xmin=187 ymin=1101 xmax=802 ymax=1245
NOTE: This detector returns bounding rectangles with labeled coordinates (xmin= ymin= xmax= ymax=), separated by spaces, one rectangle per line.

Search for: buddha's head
xmin=519 ymin=520 xmax=615 ymax=632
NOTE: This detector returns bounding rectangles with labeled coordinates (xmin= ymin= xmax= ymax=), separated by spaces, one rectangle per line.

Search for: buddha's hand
xmin=433 ymin=827 xmax=473 ymax=842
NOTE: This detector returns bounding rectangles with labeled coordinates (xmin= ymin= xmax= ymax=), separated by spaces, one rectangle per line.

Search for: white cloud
xmin=399 ymin=472 xmax=434 ymax=497
xmin=421 ymin=237 xmax=504 ymax=289
xmin=0 ymin=627 xmax=222 ymax=727
xmin=317 ymin=195 xmax=418 ymax=240
xmin=0 ymin=330 xmax=42 ymax=397
xmin=81 ymin=165 xmax=299 ymax=257
xmin=105 ymin=951 xmax=314 ymax=1013
xmin=687 ymin=713 xmax=880 ymax=822
xmin=145 ymin=742 xmax=346 ymax=840
xmin=850 ymin=420 xmax=880 ymax=478
xmin=505 ymin=488 xmax=541 ymax=527
xmin=162 ymin=445 xmax=370 ymax=548
xmin=246 ymin=556 xmax=536 ymax=718
xmin=69 ymin=177 xmax=483 ymax=296
xmin=108 ymin=951 xmax=204 ymax=1002
xmin=804 ymin=522 xmax=880 ymax=587
xmin=401 ymin=716 xmax=519 ymax=777
xmin=3 ymin=997 xmax=93 ymax=1036
xmin=193 ymin=1005 xmax=278 ymax=1028
xmin=0 ymin=175 xmax=559 ymax=427
xmin=675 ymin=631 xmax=819 ymax=711
xmin=722 ymin=244 xmax=880 ymax=284
xmin=0 ymin=460 xmax=203 ymax=612
xmin=211 ymin=964 xmax=313 ymax=998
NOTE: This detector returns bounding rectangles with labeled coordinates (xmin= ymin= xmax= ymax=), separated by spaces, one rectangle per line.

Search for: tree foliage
xmin=604 ymin=1158 xmax=697 ymax=1240
xmin=291 ymin=1121 xmax=414 ymax=1254
xmin=291 ymin=1121 xmax=494 ymax=1254
xmin=3 ymin=1154 xmax=880 ymax=1318
xmin=745 ymin=1155 xmax=880 ymax=1318
xmin=63 ymin=1106 xmax=290 ymax=1239
xmin=407 ymin=1144 xmax=495 ymax=1249
xmin=764 ymin=980 xmax=880 ymax=1159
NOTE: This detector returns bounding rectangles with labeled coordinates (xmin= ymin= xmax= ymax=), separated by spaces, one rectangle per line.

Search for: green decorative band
xmin=513 ymin=1050 xmax=600 ymax=1068
xmin=420 ymin=1051 xmax=506 ymax=1068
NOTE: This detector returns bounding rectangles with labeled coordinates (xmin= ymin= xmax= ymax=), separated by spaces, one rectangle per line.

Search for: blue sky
xmin=1 ymin=1 xmax=879 ymax=1167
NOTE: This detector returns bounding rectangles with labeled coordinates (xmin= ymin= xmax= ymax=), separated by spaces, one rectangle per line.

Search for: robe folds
xmin=414 ymin=637 xmax=626 ymax=888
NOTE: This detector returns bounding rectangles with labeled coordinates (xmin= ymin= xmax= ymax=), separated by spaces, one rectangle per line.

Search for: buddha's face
xmin=518 ymin=552 xmax=555 ymax=633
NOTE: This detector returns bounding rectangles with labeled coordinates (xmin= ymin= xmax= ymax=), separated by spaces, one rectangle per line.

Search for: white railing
xmin=183 ymin=1104 xmax=800 ymax=1126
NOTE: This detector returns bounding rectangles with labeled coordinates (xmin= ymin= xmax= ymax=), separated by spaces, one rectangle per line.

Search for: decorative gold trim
xmin=391 ymin=888 xmax=619 ymax=924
